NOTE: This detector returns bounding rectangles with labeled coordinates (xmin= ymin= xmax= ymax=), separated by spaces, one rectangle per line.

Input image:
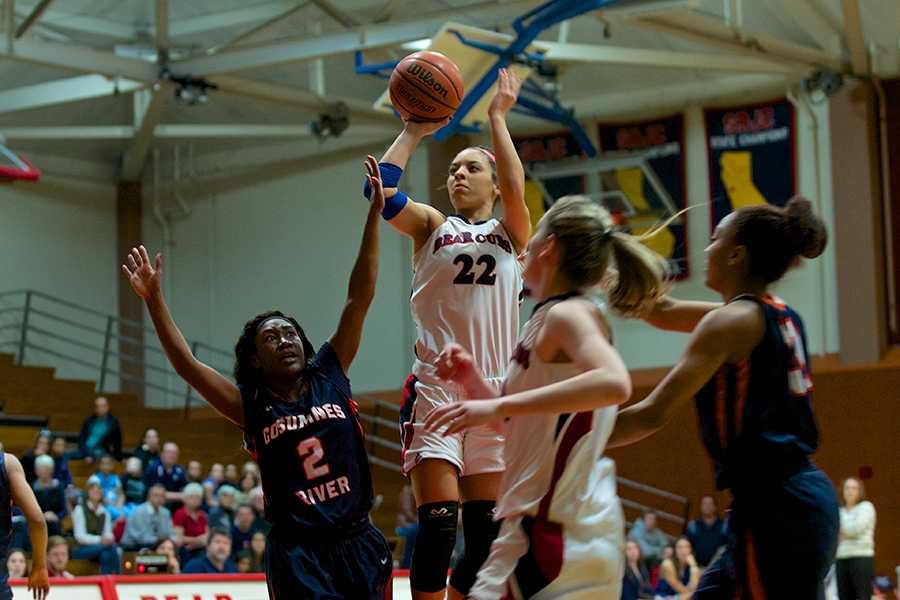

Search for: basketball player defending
xmin=122 ymin=157 xmax=392 ymax=599
xmin=364 ymin=68 xmax=530 ymax=599
xmin=426 ymin=195 xmax=670 ymax=599
xmin=0 ymin=453 xmax=49 ymax=600
xmin=611 ymin=197 xmax=839 ymax=599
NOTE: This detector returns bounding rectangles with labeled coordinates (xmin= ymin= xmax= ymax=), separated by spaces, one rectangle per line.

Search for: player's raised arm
xmin=367 ymin=121 xmax=448 ymax=248
xmin=6 ymin=454 xmax=49 ymax=600
xmin=488 ymin=68 xmax=530 ymax=251
xmin=607 ymin=303 xmax=761 ymax=448
xmin=121 ymin=246 xmax=243 ymax=427
xmin=329 ymin=156 xmax=384 ymax=373
xmin=643 ymin=295 xmax=722 ymax=333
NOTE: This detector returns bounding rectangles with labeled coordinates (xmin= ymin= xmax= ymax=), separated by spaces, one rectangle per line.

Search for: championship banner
xmin=514 ymin=130 xmax=586 ymax=230
xmin=598 ymin=114 xmax=689 ymax=278
xmin=705 ymin=99 xmax=795 ymax=230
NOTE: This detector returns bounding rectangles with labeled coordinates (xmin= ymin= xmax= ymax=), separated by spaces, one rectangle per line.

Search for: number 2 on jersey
xmin=297 ymin=437 xmax=331 ymax=480
xmin=453 ymin=254 xmax=497 ymax=285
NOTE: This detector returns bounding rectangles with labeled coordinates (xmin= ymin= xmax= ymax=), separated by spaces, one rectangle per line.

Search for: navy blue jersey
xmin=242 ymin=343 xmax=374 ymax=533
xmin=0 ymin=454 xmax=11 ymax=581
xmin=695 ymin=295 xmax=819 ymax=492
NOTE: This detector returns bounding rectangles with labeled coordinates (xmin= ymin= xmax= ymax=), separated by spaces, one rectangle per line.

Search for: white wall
xmin=142 ymin=151 xmax=429 ymax=405
xmin=601 ymin=99 xmax=839 ymax=369
xmin=0 ymin=179 xmax=120 ymax=382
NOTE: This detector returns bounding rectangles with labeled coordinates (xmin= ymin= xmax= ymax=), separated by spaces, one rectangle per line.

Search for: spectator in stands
xmin=183 ymin=529 xmax=238 ymax=574
xmin=836 ymin=476 xmax=876 ymax=600
xmin=208 ymin=485 xmax=237 ymax=531
xmin=249 ymin=531 xmax=266 ymax=573
xmin=46 ymin=536 xmax=74 ymax=579
xmin=230 ymin=504 xmax=258 ymax=558
xmin=143 ymin=442 xmax=187 ymax=511
xmin=71 ymin=476 xmax=121 ymax=574
xmin=622 ymin=539 xmax=654 ymax=600
xmin=203 ymin=463 xmax=224 ymax=492
xmin=628 ymin=510 xmax=668 ymax=570
xmin=872 ymin=576 xmax=897 ymax=600
xmin=121 ymin=457 xmax=146 ymax=512
xmin=235 ymin=550 xmax=253 ymax=573
xmin=223 ymin=464 xmax=240 ymax=488
xmin=10 ymin=508 xmax=30 ymax=553
xmin=238 ymin=471 xmax=259 ymax=502
xmin=78 ymin=396 xmax=123 ymax=462
xmin=32 ymin=455 xmax=67 ymax=536
xmin=153 ymin=538 xmax=181 ymax=574
xmin=120 ymin=483 xmax=175 ymax=551
xmin=132 ymin=428 xmax=160 ymax=472
xmin=21 ymin=430 xmax=51 ymax=485
xmin=186 ymin=460 xmax=203 ymax=484
xmin=655 ymin=536 xmax=699 ymax=598
xmin=247 ymin=486 xmax=270 ymax=534
xmin=395 ymin=483 xmax=417 ymax=569
xmin=685 ymin=494 xmax=729 ymax=567
xmin=173 ymin=483 xmax=209 ymax=565
xmin=6 ymin=548 xmax=27 ymax=579
xmin=94 ymin=454 xmax=123 ymax=506
xmin=49 ymin=436 xmax=72 ymax=489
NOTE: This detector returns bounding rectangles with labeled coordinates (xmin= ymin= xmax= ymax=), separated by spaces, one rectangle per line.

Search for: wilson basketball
xmin=389 ymin=51 xmax=464 ymax=122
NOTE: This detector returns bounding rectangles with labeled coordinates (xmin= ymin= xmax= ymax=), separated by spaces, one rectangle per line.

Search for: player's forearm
xmin=498 ymin=369 xmax=630 ymax=418
xmin=346 ymin=204 xmax=381 ymax=307
xmin=459 ymin=370 xmax=500 ymax=400
xmin=643 ymin=296 xmax=720 ymax=333
xmin=27 ymin=517 xmax=48 ymax=569
xmin=379 ymin=127 xmax=425 ymax=170
xmin=489 ymin=112 xmax=528 ymax=243
xmin=605 ymin=399 xmax=667 ymax=449
xmin=145 ymin=291 xmax=198 ymax=375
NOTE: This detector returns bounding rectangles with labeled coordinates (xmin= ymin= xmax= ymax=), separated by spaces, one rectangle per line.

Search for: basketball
xmin=389 ymin=51 xmax=464 ymax=122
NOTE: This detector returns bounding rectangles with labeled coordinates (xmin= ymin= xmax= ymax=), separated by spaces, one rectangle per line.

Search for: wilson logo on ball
xmin=406 ymin=64 xmax=449 ymax=99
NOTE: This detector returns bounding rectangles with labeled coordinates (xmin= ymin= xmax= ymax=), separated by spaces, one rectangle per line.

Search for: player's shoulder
xmin=545 ymin=295 xmax=609 ymax=335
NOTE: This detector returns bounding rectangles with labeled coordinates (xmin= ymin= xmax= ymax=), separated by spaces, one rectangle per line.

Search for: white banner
xmin=12 ymin=581 xmax=104 ymax=600
xmin=116 ymin=579 xmax=267 ymax=600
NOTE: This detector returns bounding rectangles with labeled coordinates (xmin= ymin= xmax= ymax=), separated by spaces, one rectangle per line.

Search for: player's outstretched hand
xmin=435 ymin=343 xmax=476 ymax=385
xmin=403 ymin=116 xmax=452 ymax=138
xmin=121 ymin=245 xmax=162 ymax=301
xmin=424 ymin=398 xmax=503 ymax=435
xmin=488 ymin=68 xmax=521 ymax=117
xmin=27 ymin=566 xmax=49 ymax=600
xmin=364 ymin=154 xmax=385 ymax=214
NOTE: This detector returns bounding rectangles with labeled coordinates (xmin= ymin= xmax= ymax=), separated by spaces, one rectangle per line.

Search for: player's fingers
xmin=425 ymin=405 xmax=458 ymax=432
xmin=139 ymin=244 xmax=151 ymax=264
xmin=121 ymin=264 xmax=133 ymax=278
xmin=130 ymin=247 xmax=142 ymax=268
xmin=155 ymin=252 xmax=163 ymax=273
xmin=127 ymin=254 xmax=138 ymax=271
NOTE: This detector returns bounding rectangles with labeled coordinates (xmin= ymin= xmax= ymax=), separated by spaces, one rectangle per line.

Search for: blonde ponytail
xmin=606 ymin=232 xmax=670 ymax=317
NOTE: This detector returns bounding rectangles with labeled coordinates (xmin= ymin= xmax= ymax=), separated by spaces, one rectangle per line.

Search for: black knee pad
xmin=410 ymin=501 xmax=459 ymax=592
xmin=449 ymin=500 xmax=501 ymax=594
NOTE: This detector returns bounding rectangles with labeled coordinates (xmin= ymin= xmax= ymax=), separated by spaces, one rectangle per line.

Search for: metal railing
xmin=0 ymin=289 xmax=232 ymax=413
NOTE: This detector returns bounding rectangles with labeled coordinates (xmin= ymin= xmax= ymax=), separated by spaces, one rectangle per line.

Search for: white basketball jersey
xmin=496 ymin=295 xmax=619 ymax=526
xmin=411 ymin=216 xmax=522 ymax=381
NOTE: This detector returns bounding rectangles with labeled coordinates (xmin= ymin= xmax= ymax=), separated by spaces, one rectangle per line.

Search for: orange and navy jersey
xmin=695 ymin=294 xmax=819 ymax=492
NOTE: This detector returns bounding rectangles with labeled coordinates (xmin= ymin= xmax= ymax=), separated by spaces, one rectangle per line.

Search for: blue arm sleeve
xmin=363 ymin=162 xmax=409 ymax=220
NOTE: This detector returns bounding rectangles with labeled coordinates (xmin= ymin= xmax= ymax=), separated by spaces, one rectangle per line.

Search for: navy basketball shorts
xmin=265 ymin=520 xmax=392 ymax=600
xmin=694 ymin=467 xmax=839 ymax=600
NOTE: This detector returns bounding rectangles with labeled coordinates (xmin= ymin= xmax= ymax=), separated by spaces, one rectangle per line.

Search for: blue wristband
xmin=382 ymin=190 xmax=408 ymax=220
xmin=363 ymin=162 xmax=403 ymax=199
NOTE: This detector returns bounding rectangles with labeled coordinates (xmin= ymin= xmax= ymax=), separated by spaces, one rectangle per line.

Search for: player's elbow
xmin=610 ymin=377 xmax=632 ymax=406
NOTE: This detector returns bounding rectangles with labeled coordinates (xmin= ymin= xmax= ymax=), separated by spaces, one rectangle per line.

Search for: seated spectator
xmin=78 ymin=396 xmax=122 ymax=462
xmin=153 ymin=538 xmax=180 ymax=574
xmin=395 ymin=483 xmax=417 ymax=569
xmin=230 ymin=504 xmax=258 ymax=558
xmin=248 ymin=486 xmax=270 ymax=534
xmin=120 ymin=484 xmax=175 ymax=551
xmin=143 ymin=442 xmax=187 ymax=511
xmin=21 ymin=430 xmax=51 ymax=485
xmin=249 ymin=531 xmax=266 ymax=573
xmin=132 ymin=428 xmax=160 ymax=473
xmin=10 ymin=508 xmax=30 ymax=553
xmin=241 ymin=461 xmax=259 ymax=478
xmin=121 ymin=457 xmax=146 ymax=511
xmin=237 ymin=471 xmax=259 ymax=504
xmin=32 ymin=455 xmax=67 ymax=536
xmin=6 ymin=548 xmax=27 ymax=579
xmin=173 ymin=483 xmax=209 ymax=565
xmin=49 ymin=437 xmax=72 ymax=489
xmin=628 ymin=511 xmax=668 ymax=570
xmin=94 ymin=454 xmax=123 ymax=505
xmin=203 ymin=464 xmax=224 ymax=493
xmin=622 ymin=539 xmax=655 ymax=600
xmin=655 ymin=537 xmax=699 ymax=597
xmin=183 ymin=529 xmax=238 ymax=574
xmin=71 ymin=476 xmax=121 ymax=574
xmin=46 ymin=536 xmax=74 ymax=579
xmin=235 ymin=550 xmax=253 ymax=573
xmin=223 ymin=464 xmax=240 ymax=488
xmin=686 ymin=495 xmax=729 ymax=568
xmin=208 ymin=485 xmax=237 ymax=532
xmin=186 ymin=460 xmax=204 ymax=484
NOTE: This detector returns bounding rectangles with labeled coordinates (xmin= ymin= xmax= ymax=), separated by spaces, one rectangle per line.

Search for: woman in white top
xmin=836 ymin=477 xmax=876 ymax=600
xmin=71 ymin=477 xmax=121 ymax=574
xmin=373 ymin=69 xmax=530 ymax=599
xmin=426 ymin=195 xmax=669 ymax=599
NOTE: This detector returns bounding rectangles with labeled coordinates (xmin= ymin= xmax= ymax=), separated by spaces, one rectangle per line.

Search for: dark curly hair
xmin=233 ymin=310 xmax=315 ymax=392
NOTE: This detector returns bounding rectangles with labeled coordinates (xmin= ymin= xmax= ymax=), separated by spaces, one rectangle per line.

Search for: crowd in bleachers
xmin=5 ymin=397 xmax=269 ymax=577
